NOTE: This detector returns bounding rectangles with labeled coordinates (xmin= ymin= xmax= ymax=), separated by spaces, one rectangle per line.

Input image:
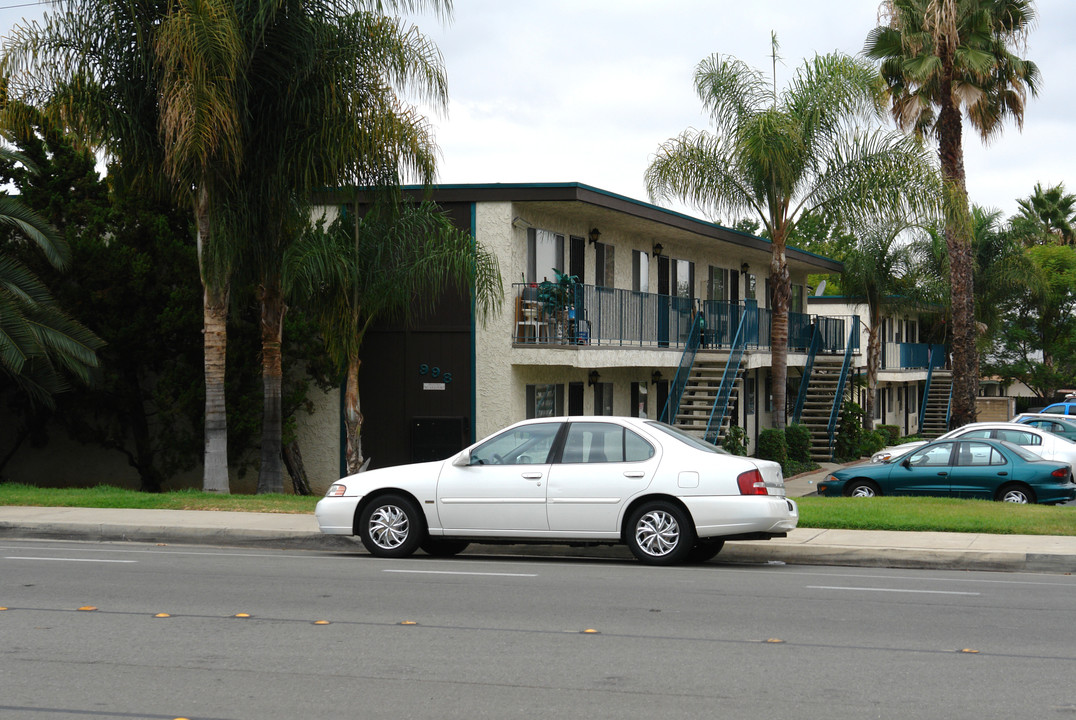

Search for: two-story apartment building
xmin=326 ymin=182 xmax=851 ymax=475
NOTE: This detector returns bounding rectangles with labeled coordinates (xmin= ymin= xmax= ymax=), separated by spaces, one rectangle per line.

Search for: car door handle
xmin=623 ymin=471 xmax=645 ymax=478
xmin=937 ymin=472 xmax=948 ymax=476
xmin=521 ymin=472 xmax=543 ymax=480
xmin=997 ymin=471 xmax=1008 ymax=476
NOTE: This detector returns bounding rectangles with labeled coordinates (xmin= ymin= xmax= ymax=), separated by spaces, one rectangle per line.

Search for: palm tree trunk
xmin=256 ymin=282 xmax=286 ymax=494
xmin=203 ymin=288 xmax=230 ymax=493
xmin=770 ymin=232 xmax=791 ymax=430
xmin=344 ymin=355 xmax=365 ymax=476
xmin=937 ymin=82 xmax=979 ymax=429
xmin=198 ymin=189 xmax=230 ymax=494
xmin=865 ymin=319 xmax=880 ymax=432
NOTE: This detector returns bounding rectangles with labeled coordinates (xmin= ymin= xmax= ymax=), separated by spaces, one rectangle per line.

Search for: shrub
xmin=877 ymin=424 xmax=901 ymax=445
xmin=785 ymin=423 xmax=812 ymax=463
xmin=722 ymin=424 xmax=749 ymax=456
xmin=858 ymin=429 xmax=888 ymax=458
xmin=834 ymin=401 xmax=866 ymax=462
xmin=757 ymin=428 xmax=788 ymax=469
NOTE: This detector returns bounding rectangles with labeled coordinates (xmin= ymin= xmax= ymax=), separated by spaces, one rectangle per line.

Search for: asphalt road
xmin=3 ymin=539 xmax=1075 ymax=720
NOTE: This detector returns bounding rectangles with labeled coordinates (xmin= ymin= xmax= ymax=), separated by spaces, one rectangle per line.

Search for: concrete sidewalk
xmin=2 ymin=494 xmax=1075 ymax=573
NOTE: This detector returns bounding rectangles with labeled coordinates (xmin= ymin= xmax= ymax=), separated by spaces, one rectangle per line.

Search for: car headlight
xmin=871 ymin=453 xmax=890 ymax=463
xmin=324 ymin=483 xmax=347 ymax=497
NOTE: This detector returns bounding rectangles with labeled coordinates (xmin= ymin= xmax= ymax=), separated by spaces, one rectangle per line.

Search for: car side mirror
xmin=452 ymin=449 xmax=472 ymax=467
xmin=901 ymin=458 xmax=911 ymax=468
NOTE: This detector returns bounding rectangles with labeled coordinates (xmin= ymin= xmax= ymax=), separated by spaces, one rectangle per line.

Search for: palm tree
xmin=840 ymin=219 xmax=918 ymax=430
xmin=236 ymin=5 xmax=449 ymax=493
xmin=865 ymin=0 xmax=1041 ymax=428
xmin=285 ymin=194 xmax=501 ymax=475
xmin=0 ymin=148 xmax=103 ymax=406
xmin=1013 ymin=182 xmax=1076 ymax=245
xmin=646 ymin=50 xmax=937 ymax=430
xmin=2 ymin=0 xmax=452 ymax=493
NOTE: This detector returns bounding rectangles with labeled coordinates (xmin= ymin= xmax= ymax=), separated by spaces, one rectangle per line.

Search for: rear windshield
xmin=645 ymin=421 xmax=728 ymax=455
xmin=998 ymin=440 xmax=1043 ymax=463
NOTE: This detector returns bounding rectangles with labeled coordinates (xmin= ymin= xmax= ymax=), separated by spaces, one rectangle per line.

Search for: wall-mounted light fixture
xmin=588 ymin=227 xmax=601 ymax=245
xmin=740 ymin=262 xmax=750 ymax=274
xmin=651 ymin=370 xmax=663 ymax=384
xmin=652 ymin=243 xmax=664 ymax=258
xmin=512 ymin=216 xmax=533 ymax=230
xmin=588 ymin=369 xmax=601 ymax=387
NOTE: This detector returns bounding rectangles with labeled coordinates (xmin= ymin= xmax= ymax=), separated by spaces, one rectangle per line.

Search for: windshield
xmin=645 ymin=421 xmax=728 ymax=455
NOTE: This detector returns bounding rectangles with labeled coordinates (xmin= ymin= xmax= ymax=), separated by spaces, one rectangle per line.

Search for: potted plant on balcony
xmin=538 ymin=269 xmax=578 ymax=343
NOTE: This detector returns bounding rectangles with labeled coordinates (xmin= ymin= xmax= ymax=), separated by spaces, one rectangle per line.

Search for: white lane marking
xmin=807 ymin=585 xmax=980 ymax=596
xmin=383 ymin=569 xmax=537 ymax=577
xmin=5 ymin=556 xmax=137 ymax=563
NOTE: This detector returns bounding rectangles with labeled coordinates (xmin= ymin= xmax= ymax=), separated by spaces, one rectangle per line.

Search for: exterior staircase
xmin=920 ymin=370 xmax=953 ymax=439
xmin=672 ymin=359 xmax=741 ymax=442
xmin=797 ymin=356 xmax=845 ymax=461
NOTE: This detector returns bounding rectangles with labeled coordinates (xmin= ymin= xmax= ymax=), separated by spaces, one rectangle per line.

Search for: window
xmin=594 ymin=382 xmax=613 ymax=415
xmin=744 ymin=377 xmax=756 ymax=415
xmin=791 ymin=283 xmax=803 ymax=314
xmin=672 ymin=259 xmax=694 ymax=298
xmin=632 ymin=250 xmax=649 ymax=292
xmin=595 ymin=243 xmax=614 ymax=288
xmin=527 ymin=228 xmax=564 ymax=283
xmin=875 ymin=389 xmax=883 ymax=420
xmin=560 ymin=422 xmax=655 ymax=463
xmin=956 ymin=441 xmax=1006 ymax=467
xmin=526 ymin=384 xmax=563 ymax=418
xmin=470 ymin=422 xmax=560 ymax=465
xmin=745 ymin=273 xmax=757 ymax=301
xmin=995 ymin=429 xmax=1040 ymax=446
xmin=708 ymin=266 xmax=728 ymax=302
xmin=909 ymin=442 xmax=953 ymax=467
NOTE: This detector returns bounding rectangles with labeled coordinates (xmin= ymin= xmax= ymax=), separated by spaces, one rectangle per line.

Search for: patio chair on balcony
xmin=516 ymin=297 xmax=550 ymax=343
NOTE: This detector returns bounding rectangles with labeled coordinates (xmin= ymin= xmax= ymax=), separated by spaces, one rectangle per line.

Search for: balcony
xmin=512 ymin=283 xmax=855 ymax=354
xmin=881 ymin=342 xmax=949 ymax=370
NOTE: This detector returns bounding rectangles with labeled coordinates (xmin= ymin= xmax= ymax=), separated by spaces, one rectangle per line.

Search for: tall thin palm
xmin=840 ymin=219 xmax=917 ymax=430
xmin=865 ymin=0 xmax=1041 ymax=428
xmin=238 ymin=4 xmax=449 ymax=493
xmin=1014 ymin=182 xmax=1076 ymax=245
xmin=285 ymin=195 xmax=501 ymax=475
xmin=646 ymin=50 xmax=937 ymax=429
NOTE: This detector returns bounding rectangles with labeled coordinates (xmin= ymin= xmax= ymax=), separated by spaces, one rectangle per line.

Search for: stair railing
xmin=703 ymin=306 xmax=751 ymax=444
xmin=918 ymin=344 xmax=936 ymax=429
xmin=826 ymin=316 xmax=859 ymax=460
xmin=792 ymin=322 xmax=823 ymax=424
xmin=659 ymin=312 xmax=706 ymax=424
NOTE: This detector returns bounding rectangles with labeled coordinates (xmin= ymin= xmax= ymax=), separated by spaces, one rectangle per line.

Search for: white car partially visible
xmin=870 ymin=421 xmax=1076 ymax=471
xmin=316 ymin=416 xmax=798 ymax=566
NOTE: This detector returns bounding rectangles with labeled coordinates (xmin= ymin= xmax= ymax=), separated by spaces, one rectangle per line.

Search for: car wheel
xmin=996 ymin=483 xmax=1036 ymax=504
xmin=845 ymin=479 xmax=881 ymax=498
xmin=358 ymin=494 xmax=425 ymax=558
xmin=420 ymin=538 xmax=470 ymax=557
xmin=625 ymin=501 xmax=696 ymax=565
xmin=686 ymin=539 xmax=725 ymax=564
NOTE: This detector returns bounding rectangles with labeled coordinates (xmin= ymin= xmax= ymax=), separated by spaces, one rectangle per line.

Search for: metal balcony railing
xmin=511 ymin=282 xmax=854 ymax=353
xmin=882 ymin=342 xmax=950 ymax=370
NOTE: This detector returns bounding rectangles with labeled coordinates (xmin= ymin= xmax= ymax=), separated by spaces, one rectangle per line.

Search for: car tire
xmin=996 ymin=483 xmax=1036 ymax=504
xmin=686 ymin=539 xmax=725 ymax=564
xmin=420 ymin=538 xmax=470 ymax=557
xmin=845 ymin=479 xmax=881 ymax=498
xmin=625 ymin=501 xmax=696 ymax=566
xmin=358 ymin=494 xmax=425 ymax=558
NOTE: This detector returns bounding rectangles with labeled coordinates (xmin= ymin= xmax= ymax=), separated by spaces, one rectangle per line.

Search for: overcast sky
xmin=2 ymin=0 xmax=1071 ymax=221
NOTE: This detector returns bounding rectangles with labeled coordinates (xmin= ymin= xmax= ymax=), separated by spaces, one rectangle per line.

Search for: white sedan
xmin=871 ymin=422 xmax=1076 ymax=471
xmin=316 ymin=416 xmax=798 ymax=565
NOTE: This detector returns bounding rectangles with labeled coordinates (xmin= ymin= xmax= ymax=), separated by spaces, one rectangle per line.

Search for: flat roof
xmin=317 ymin=182 xmax=843 ymax=273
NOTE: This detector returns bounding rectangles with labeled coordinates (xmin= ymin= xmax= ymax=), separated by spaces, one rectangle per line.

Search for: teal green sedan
xmin=817 ymin=438 xmax=1076 ymax=504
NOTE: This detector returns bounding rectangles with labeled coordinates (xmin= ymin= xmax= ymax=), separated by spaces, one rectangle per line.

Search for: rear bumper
xmin=683 ymin=495 xmax=798 ymax=540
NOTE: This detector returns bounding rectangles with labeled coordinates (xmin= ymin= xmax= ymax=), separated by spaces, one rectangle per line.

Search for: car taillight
xmin=737 ymin=469 xmax=769 ymax=496
xmin=1051 ymin=468 xmax=1069 ymax=478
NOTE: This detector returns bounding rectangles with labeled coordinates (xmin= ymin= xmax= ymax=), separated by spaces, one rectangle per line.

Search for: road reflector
xmin=960 ymin=648 xmax=979 ymax=654
xmin=0 ymin=607 xmax=7 ymax=611
xmin=234 ymin=613 xmax=251 ymax=618
xmin=765 ymin=638 xmax=784 ymax=643
xmin=581 ymin=629 xmax=600 ymax=634
xmin=313 ymin=620 xmax=330 ymax=625
xmin=78 ymin=606 xmax=97 ymax=612
xmin=154 ymin=613 xmax=171 ymax=618
xmin=399 ymin=620 xmax=417 ymax=625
